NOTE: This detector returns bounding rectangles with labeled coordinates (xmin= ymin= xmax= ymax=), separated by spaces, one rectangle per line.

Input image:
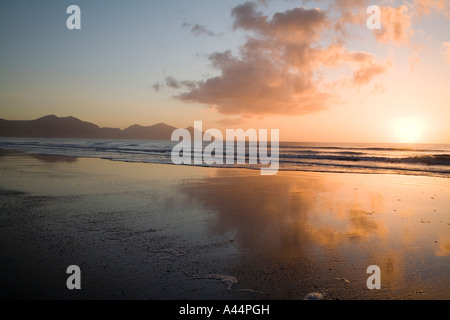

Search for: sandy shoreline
xmin=0 ymin=150 xmax=449 ymax=299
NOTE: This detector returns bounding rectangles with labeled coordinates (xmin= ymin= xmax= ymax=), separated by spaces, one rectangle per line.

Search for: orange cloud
xmin=374 ymin=5 xmax=414 ymax=45
xmin=371 ymin=1 xmax=449 ymax=46
xmin=371 ymin=83 xmax=387 ymax=95
xmin=333 ymin=0 xmax=370 ymax=35
xmin=353 ymin=63 xmax=390 ymax=85
xmin=413 ymin=0 xmax=450 ymax=18
xmin=169 ymin=2 xmax=389 ymax=116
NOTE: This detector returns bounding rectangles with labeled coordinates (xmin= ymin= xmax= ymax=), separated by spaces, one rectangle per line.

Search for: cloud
xmin=353 ymin=62 xmax=390 ymax=85
xmin=165 ymin=76 xmax=196 ymax=90
xmin=191 ymin=24 xmax=217 ymax=37
xmin=371 ymin=83 xmax=387 ymax=95
xmin=167 ymin=1 xmax=389 ymax=116
xmin=165 ymin=76 xmax=181 ymax=89
xmin=216 ymin=118 xmax=246 ymax=126
xmin=333 ymin=0 xmax=370 ymax=35
xmin=374 ymin=5 xmax=414 ymax=45
xmin=413 ymin=0 xmax=450 ymax=18
xmin=152 ymin=83 xmax=161 ymax=92
xmin=232 ymin=2 xmax=329 ymax=42
xmin=182 ymin=22 xmax=218 ymax=37
xmin=370 ymin=1 xmax=449 ymax=46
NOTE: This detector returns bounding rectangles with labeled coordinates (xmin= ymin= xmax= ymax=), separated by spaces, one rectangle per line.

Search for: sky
xmin=0 ymin=0 xmax=449 ymax=143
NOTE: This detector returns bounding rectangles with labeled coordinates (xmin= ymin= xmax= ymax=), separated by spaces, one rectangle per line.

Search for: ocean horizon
xmin=1 ymin=137 xmax=449 ymax=178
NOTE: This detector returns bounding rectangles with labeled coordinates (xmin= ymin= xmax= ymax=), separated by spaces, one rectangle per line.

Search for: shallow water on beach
xmin=1 ymin=138 xmax=450 ymax=178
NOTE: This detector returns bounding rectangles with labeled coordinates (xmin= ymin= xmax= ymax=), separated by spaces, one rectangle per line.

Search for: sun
xmin=393 ymin=117 xmax=424 ymax=143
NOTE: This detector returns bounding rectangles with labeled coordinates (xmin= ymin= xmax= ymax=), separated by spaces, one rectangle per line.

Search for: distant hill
xmin=0 ymin=115 xmax=197 ymax=140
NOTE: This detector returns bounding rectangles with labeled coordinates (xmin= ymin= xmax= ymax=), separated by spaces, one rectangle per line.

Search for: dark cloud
xmin=165 ymin=76 xmax=196 ymax=90
xmin=165 ymin=76 xmax=181 ymax=89
xmin=191 ymin=24 xmax=217 ymax=37
xmin=182 ymin=22 xmax=218 ymax=37
xmin=152 ymin=83 xmax=161 ymax=92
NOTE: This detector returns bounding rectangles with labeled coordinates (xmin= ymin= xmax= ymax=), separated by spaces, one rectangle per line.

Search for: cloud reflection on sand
xmin=1 ymin=152 xmax=448 ymax=299
xmin=178 ymin=172 xmax=389 ymax=259
xmin=176 ymin=169 xmax=449 ymax=298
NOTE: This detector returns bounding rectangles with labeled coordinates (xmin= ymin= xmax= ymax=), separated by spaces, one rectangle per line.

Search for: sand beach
xmin=0 ymin=150 xmax=448 ymax=299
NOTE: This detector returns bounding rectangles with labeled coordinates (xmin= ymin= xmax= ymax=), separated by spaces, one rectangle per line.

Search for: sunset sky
xmin=0 ymin=0 xmax=449 ymax=143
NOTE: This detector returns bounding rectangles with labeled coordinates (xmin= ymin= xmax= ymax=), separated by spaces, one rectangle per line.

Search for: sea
xmin=0 ymin=137 xmax=449 ymax=178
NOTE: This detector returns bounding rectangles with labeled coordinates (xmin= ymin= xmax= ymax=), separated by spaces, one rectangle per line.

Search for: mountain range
xmin=0 ymin=115 xmax=196 ymax=140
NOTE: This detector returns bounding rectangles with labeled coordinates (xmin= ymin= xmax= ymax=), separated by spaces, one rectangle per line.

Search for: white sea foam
xmin=1 ymin=138 xmax=449 ymax=178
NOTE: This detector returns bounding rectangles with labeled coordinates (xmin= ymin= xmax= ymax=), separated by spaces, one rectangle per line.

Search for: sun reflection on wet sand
xmin=177 ymin=170 xmax=450 ymax=299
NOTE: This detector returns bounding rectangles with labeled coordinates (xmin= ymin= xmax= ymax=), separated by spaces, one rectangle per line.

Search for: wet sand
xmin=0 ymin=150 xmax=449 ymax=299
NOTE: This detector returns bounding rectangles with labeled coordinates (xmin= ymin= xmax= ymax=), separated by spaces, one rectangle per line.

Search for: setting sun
xmin=393 ymin=117 xmax=424 ymax=143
